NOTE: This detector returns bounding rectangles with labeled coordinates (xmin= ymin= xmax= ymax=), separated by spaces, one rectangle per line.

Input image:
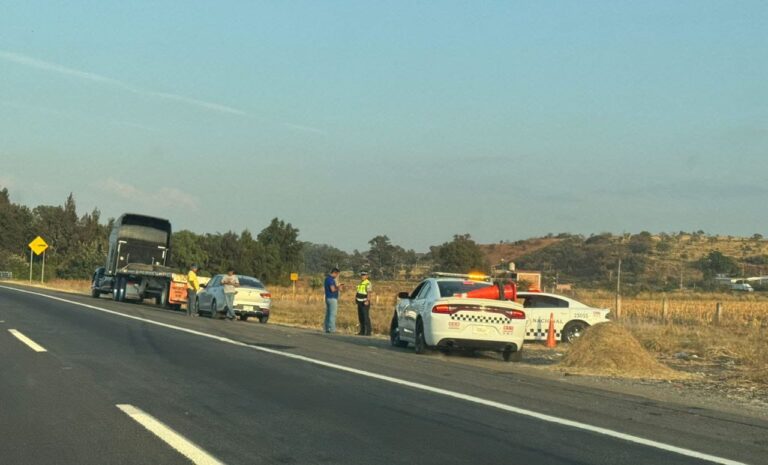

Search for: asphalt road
xmin=1 ymin=284 xmax=766 ymax=465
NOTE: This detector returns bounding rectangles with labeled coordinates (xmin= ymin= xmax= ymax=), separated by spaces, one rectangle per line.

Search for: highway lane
xmin=1 ymin=284 xmax=765 ymax=465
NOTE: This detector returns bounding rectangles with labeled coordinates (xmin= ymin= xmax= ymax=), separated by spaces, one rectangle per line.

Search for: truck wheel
xmin=159 ymin=284 xmax=170 ymax=308
xmin=113 ymin=278 xmax=126 ymax=302
xmin=91 ymin=287 xmax=101 ymax=298
xmin=239 ymin=315 xmax=248 ymax=321
xmin=258 ymin=315 xmax=269 ymax=324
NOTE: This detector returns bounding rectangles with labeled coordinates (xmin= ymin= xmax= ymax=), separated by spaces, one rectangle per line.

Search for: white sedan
xmin=516 ymin=291 xmax=610 ymax=343
xmin=391 ymin=274 xmax=526 ymax=362
xmin=195 ymin=274 xmax=272 ymax=323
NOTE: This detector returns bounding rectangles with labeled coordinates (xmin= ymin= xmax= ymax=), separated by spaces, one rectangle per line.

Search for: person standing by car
xmin=186 ymin=264 xmax=201 ymax=316
xmin=355 ymin=271 xmax=373 ymax=335
xmin=324 ymin=268 xmax=343 ymax=333
xmin=221 ymin=268 xmax=240 ymax=320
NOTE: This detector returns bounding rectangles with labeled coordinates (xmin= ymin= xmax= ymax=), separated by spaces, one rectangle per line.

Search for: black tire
xmin=390 ymin=313 xmax=408 ymax=348
xmin=159 ymin=284 xmax=170 ymax=308
xmin=503 ymin=348 xmax=523 ymax=362
xmin=562 ymin=321 xmax=589 ymax=343
xmin=113 ymin=277 xmax=126 ymax=302
xmin=91 ymin=287 xmax=100 ymax=298
xmin=239 ymin=315 xmax=248 ymax=321
xmin=414 ymin=320 xmax=427 ymax=354
xmin=210 ymin=299 xmax=218 ymax=319
xmin=258 ymin=315 xmax=269 ymax=324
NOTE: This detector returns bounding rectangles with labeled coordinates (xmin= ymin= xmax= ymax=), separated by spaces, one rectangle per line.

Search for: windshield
xmin=437 ymin=280 xmax=493 ymax=297
xmin=238 ymin=276 xmax=265 ymax=289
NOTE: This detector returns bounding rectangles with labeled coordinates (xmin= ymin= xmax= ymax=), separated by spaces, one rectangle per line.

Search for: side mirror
xmin=397 ymin=291 xmax=410 ymax=299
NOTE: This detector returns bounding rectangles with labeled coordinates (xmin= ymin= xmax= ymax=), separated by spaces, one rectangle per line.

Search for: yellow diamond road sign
xmin=29 ymin=236 xmax=49 ymax=256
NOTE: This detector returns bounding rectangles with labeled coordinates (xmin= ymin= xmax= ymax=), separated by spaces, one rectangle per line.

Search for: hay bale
xmin=561 ymin=323 xmax=680 ymax=379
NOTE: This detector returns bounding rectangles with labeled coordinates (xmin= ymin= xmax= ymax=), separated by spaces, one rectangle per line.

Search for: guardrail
xmin=0 ymin=271 xmax=13 ymax=280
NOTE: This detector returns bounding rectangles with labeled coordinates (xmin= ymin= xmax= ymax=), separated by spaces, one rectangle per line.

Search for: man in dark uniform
xmin=355 ymin=271 xmax=373 ymax=335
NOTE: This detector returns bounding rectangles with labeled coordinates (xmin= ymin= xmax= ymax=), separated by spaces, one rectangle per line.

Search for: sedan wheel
xmin=414 ymin=321 xmax=426 ymax=354
xmin=210 ymin=299 xmax=218 ymax=319
xmin=503 ymin=348 xmax=523 ymax=362
xmin=390 ymin=314 xmax=408 ymax=348
xmin=562 ymin=321 xmax=588 ymax=343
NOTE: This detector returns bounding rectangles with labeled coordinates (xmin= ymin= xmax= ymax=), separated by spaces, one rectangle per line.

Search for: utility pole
xmin=615 ymin=257 xmax=622 ymax=320
xmin=679 ymin=259 xmax=684 ymax=290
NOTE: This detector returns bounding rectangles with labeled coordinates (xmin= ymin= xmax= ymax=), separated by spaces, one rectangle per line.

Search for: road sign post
xmin=290 ymin=272 xmax=299 ymax=298
xmin=28 ymin=236 xmax=49 ymax=284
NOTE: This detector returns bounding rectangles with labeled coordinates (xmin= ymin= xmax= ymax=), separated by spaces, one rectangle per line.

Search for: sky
xmin=1 ymin=1 xmax=766 ymax=252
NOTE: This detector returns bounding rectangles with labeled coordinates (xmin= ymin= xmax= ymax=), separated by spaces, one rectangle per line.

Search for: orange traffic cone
xmin=463 ymin=285 xmax=500 ymax=300
xmin=545 ymin=312 xmax=557 ymax=348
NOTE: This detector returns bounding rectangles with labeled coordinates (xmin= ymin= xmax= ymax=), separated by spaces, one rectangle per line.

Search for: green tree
xmin=434 ymin=234 xmax=488 ymax=273
xmin=302 ymin=243 xmax=348 ymax=274
xmin=697 ymin=251 xmax=740 ymax=279
xmin=366 ymin=235 xmax=400 ymax=279
xmin=172 ymin=230 xmax=209 ymax=271
xmin=257 ymin=218 xmax=302 ymax=284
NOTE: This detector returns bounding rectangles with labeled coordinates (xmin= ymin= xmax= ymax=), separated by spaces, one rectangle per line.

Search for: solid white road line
xmin=0 ymin=285 xmax=749 ymax=465
xmin=8 ymin=329 xmax=47 ymax=352
xmin=116 ymin=404 xmax=224 ymax=465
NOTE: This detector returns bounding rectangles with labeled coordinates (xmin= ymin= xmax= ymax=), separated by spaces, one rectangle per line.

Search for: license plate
xmin=473 ymin=326 xmax=489 ymax=335
xmin=243 ymin=305 xmax=253 ymax=311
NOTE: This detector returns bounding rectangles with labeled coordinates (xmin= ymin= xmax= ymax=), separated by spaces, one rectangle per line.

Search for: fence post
xmin=714 ymin=302 xmax=723 ymax=326
xmin=614 ymin=294 xmax=622 ymax=321
xmin=661 ymin=296 xmax=669 ymax=323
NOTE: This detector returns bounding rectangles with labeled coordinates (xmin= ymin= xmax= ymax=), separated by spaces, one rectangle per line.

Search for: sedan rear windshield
xmin=238 ymin=276 xmax=265 ymax=289
xmin=438 ymin=280 xmax=493 ymax=297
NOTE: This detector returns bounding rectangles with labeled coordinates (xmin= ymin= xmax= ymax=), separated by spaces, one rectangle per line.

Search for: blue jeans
xmin=324 ymin=298 xmax=338 ymax=333
xmin=225 ymin=292 xmax=236 ymax=319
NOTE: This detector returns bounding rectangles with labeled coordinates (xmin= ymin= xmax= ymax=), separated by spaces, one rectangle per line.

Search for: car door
xmin=400 ymin=281 xmax=428 ymax=340
xmin=520 ymin=294 xmax=570 ymax=339
xmin=198 ymin=275 xmax=221 ymax=310
xmin=405 ymin=281 xmax=434 ymax=335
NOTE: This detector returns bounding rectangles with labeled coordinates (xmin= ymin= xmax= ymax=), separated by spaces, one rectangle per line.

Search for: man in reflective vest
xmin=355 ymin=271 xmax=373 ymax=335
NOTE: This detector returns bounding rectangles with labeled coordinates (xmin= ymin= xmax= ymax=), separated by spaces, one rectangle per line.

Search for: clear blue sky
xmin=1 ymin=1 xmax=766 ymax=251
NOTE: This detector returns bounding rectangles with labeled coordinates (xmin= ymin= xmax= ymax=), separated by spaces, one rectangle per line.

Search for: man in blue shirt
xmin=324 ymin=267 xmax=344 ymax=333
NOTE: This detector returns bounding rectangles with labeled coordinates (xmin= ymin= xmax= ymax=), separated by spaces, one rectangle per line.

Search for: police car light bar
xmin=431 ymin=272 xmax=492 ymax=282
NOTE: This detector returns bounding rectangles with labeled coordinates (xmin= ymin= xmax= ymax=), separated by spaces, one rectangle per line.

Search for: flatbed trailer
xmin=91 ymin=214 xmax=188 ymax=310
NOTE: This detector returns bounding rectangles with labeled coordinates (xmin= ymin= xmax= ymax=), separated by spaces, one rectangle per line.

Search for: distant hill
xmin=479 ymin=232 xmax=768 ymax=291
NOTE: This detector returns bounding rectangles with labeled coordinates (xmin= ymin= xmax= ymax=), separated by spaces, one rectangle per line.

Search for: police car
xmin=390 ymin=273 xmax=526 ymax=362
xmin=516 ymin=291 xmax=610 ymax=343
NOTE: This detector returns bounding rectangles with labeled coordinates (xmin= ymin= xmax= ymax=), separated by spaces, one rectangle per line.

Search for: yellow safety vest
xmin=356 ymin=279 xmax=371 ymax=301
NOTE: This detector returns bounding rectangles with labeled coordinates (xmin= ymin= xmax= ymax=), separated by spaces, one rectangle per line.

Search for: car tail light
xmin=504 ymin=309 xmax=526 ymax=320
xmin=432 ymin=304 xmax=457 ymax=314
xmin=260 ymin=293 xmax=271 ymax=298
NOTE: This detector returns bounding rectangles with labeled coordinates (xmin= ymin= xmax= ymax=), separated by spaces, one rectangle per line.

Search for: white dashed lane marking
xmin=8 ymin=329 xmax=47 ymax=352
xmin=117 ymin=404 xmax=225 ymax=465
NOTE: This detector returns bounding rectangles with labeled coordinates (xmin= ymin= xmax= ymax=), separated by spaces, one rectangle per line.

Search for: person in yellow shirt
xmin=187 ymin=263 xmax=200 ymax=316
